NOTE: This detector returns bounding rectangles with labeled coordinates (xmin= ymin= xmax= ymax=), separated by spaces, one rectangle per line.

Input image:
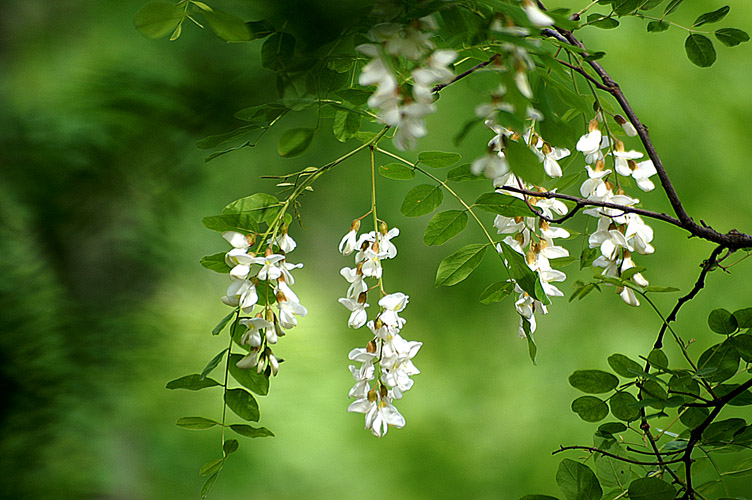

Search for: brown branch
xmin=432 ymin=54 xmax=500 ymax=93
xmin=553 ymin=445 xmax=684 ymax=466
xmin=653 ymin=245 xmax=726 ymax=349
xmin=497 ymin=185 xmax=683 ymax=227
xmin=538 ymin=28 xmax=752 ymax=250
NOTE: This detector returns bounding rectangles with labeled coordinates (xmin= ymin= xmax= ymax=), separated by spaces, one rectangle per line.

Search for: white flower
xmin=239 ymin=317 xmax=274 ymax=346
xmin=378 ymin=292 xmax=409 ymax=328
xmin=348 ymin=363 xmax=375 ymax=399
xmin=277 ymin=294 xmax=307 ymax=329
xmin=279 ymin=259 xmax=303 ymax=285
xmin=274 ymin=232 xmax=297 ymax=254
xmin=338 ymin=293 xmax=370 ymax=329
xmin=249 ymin=253 xmax=284 ymax=281
xmin=615 ymin=114 xmax=638 ymax=137
xmin=360 ymin=247 xmax=384 ymax=278
xmin=347 ymin=392 xmax=406 ymax=437
xmin=576 ymin=122 xmax=610 ymax=164
xmin=522 ymin=0 xmax=554 ymax=27
xmin=624 ymin=214 xmax=655 ymax=254
xmin=589 ymin=217 xmax=631 ymax=260
xmin=236 ymin=352 xmax=259 ymax=369
xmin=340 ymin=267 xmax=367 ymax=299
xmin=378 ymin=226 xmax=400 ymax=259
xmin=621 ymin=252 xmax=649 ymax=287
xmin=221 ymin=278 xmax=258 ymax=313
xmin=388 ymin=102 xmax=435 ymax=151
xmin=619 ymin=286 xmax=640 ymax=307
xmin=339 ymin=228 xmax=360 ymax=255
xmin=471 ymin=152 xmax=510 ymax=179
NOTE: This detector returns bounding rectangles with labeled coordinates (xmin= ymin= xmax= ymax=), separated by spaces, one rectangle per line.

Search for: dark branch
xmin=553 ymin=445 xmax=684 ymax=465
xmin=497 ymin=185 xmax=683 ymax=227
xmin=653 ymin=245 xmax=726 ymax=349
xmin=432 ymin=54 xmax=500 ymax=93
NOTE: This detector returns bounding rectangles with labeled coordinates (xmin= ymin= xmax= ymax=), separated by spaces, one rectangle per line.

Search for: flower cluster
xmin=221 ymin=226 xmax=307 ymax=376
xmin=338 ymin=219 xmax=422 ymax=437
xmin=357 ymin=16 xmax=456 ymax=150
xmin=576 ymin=116 xmax=657 ymax=306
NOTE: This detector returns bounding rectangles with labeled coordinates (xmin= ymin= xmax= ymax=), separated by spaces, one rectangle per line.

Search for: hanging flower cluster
xmin=338 ymin=219 xmax=422 ymax=437
xmin=577 ymin=116 xmax=657 ymax=306
xmin=357 ymin=16 xmax=456 ymax=150
xmin=221 ymin=226 xmax=307 ymax=376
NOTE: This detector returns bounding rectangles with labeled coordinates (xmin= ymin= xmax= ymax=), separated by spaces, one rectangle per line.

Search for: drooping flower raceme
xmin=219 ymin=225 xmax=307 ymax=377
xmin=338 ymin=220 xmax=421 ymax=437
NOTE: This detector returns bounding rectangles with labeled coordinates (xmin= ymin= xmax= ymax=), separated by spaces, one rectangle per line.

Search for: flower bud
xmin=264 ymin=246 xmax=273 ymax=257
xmin=379 ymin=385 xmax=388 ymax=399
xmin=604 ymin=180 xmax=614 ymax=191
xmin=245 ymin=233 xmax=257 ymax=247
xmin=539 ymin=220 xmax=550 ymax=231
xmin=615 ymin=114 xmax=638 ymax=136
xmin=526 ymin=250 xmax=536 ymax=265
xmin=538 ymin=239 xmax=549 ymax=251
xmin=367 ymin=339 xmax=377 ymax=353
xmin=614 ymin=140 xmax=625 ymax=153
xmin=514 ymin=216 xmax=524 ymax=224
xmin=379 ymin=221 xmax=388 ymax=235
xmin=588 ymin=118 xmax=599 ymax=132
xmin=627 ymin=159 xmax=638 ymax=172
xmin=276 ymin=291 xmax=287 ymax=303
xmin=541 ymin=142 xmax=552 ymax=155
xmin=351 ymin=219 xmax=361 ymax=232
xmin=367 ymin=387 xmax=378 ymax=402
xmin=594 ymin=159 xmax=605 ymax=172
xmin=357 ymin=291 xmax=368 ymax=304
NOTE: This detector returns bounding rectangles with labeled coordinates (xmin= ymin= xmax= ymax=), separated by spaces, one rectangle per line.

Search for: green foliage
xmin=133 ymin=2 xmax=185 ymax=39
xmin=200 ymin=8 xmax=251 ymax=42
xmin=435 ymin=244 xmax=488 ymax=286
xmin=556 ymin=459 xmax=603 ymax=500
xmin=379 ymin=163 xmax=416 ymax=180
xmin=418 ymin=151 xmax=462 ymax=168
xmin=278 ymin=128 xmax=315 ymax=158
xmin=166 ymin=374 xmax=221 ymax=390
xmin=627 ymin=477 xmax=675 ymax=500
xmin=474 ymin=192 xmax=531 ymax=217
xmin=176 ymin=417 xmax=220 ymax=430
xmin=479 ymin=281 xmax=515 ymax=304
xmin=401 ymin=184 xmax=444 ymax=217
xmin=224 ymin=388 xmax=260 ymax=422
xmin=715 ymin=28 xmax=750 ymax=47
xmin=200 ymin=348 xmax=229 ymax=379
xmin=685 ymin=34 xmax=716 ymax=68
xmin=228 ymin=354 xmax=270 ymax=396
xmin=571 ymin=396 xmax=609 ymax=422
xmin=607 ymin=354 xmax=642 ymax=378
xmin=423 ymin=210 xmax=468 ymax=246
xmin=569 ymin=370 xmax=619 ymax=394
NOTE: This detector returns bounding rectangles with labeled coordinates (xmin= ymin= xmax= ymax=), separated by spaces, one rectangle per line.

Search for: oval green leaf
xmin=692 ymin=6 xmax=730 ymax=28
xmin=571 ymin=396 xmax=609 ymax=422
xmin=133 ymin=2 xmax=184 ymax=39
xmin=223 ymin=439 xmax=239 ymax=456
xmin=474 ymin=192 xmax=531 ymax=217
xmin=685 ymin=34 xmax=716 ymax=68
xmin=480 ymin=281 xmax=515 ymax=304
xmin=730 ymin=334 xmax=752 ymax=362
xmin=609 ymin=391 xmax=640 ymax=422
xmin=261 ymin=32 xmax=295 ymax=71
xmin=424 ymin=210 xmax=468 ymax=246
xmin=229 ymin=353 xmax=270 ymax=395
xmin=447 ymin=164 xmax=481 ymax=182
xmin=715 ymin=28 xmax=750 ymax=47
xmin=697 ymin=342 xmax=740 ymax=383
xmin=569 ymin=370 xmax=619 ymax=394
xmin=418 ymin=151 xmax=462 ymax=168
xmin=201 ymin=8 xmax=251 ymax=42
xmin=225 ymin=388 xmax=260 ymax=422
xmin=400 ymin=184 xmax=443 ymax=217
xmin=708 ymin=308 xmax=737 ymax=334
xmin=278 ymin=127 xmax=314 ymax=158
xmin=166 ymin=374 xmax=221 ymax=390
xmin=379 ymin=163 xmax=416 ymax=180
xmin=435 ymin=244 xmax=488 ymax=287
xmin=333 ymin=109 xmax=361 ymax=142
xmin=230 ymin=424 xmax=275 ymax=438
xmin=176 ymin=416 xmax=220 ymax=430
xmin=628 ymin=477 xmax=675 ymax=500
xmin=732 ymin=307 xmax=752 ymax=328
xmin=201 ymin=252 xmax=232 ymax=274
xmin=607 ymin=354 xmax=642 ymax=378
xmin=200 ymin=458 xmax=224 ymax=476
xmin=556 ymin=459 xmax=603 ymax=500
xmin=200 ymin=348 xmax=229 ymax=379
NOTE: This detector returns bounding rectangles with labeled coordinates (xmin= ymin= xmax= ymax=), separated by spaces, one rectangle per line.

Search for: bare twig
xmin=553 ymin=445 xmax=684 ymax=465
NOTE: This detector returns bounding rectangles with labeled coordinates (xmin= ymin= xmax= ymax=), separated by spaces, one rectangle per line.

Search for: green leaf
xmin=693 ymin=6 xmax=730 ymax=27
xmin=225 ymin=388 xmax=260 ymax=422
xmin=424 ymin=210 xmax=468 ymax=246
xmin=474 ymin=192 xmax=531 ymax=217
xmin=435 ymin=244 xmax=488 ymax=287
xmin=223 ymin=193 xmax=280 ymax=225
xmin=702 ymin=418 xmax=746 ymax=444
xmin=228 ymin=354 xmax=270 ymax=396
xmin=668 ymin=372 xmax=700 ymax=398
xmin=447 ymin=164 xmax=481 ymax=182
xmin=680 ymin=406 xmax=709 ymax=428
xmin=176 ymin=416 xmax=219 ymax=430
xmin=223 ymin=439 xmax=239 ymax=456
xmin=166 ymin=374 xmax=221 ymax=390
xmin=277 ymin=128 xmax=314 ymax=158
xmin=715 ymin=384 xmax=752 ymax=406
xmin=526 ymin=327 xmax=538 ymax=365
xmin=498 ymin=241 xmax=549 ymax=304
xmin=663 ymin=0 xmax=684 ymax=15
xmin=212 ymin=311 xmax=236 ymax=336
xmin=607 ymin=354 xmax=642 ymax=378
xmin=202 ymin=214 xmax=259 ymax=233
xmin=201 ymin=471 xmax=219 ymax=499
xmin=724 ymin=456 xmax=752 ymax=477
xmin=480 ymin=281 xmax=515 ymax=304
xmin=332 ymin=109 xmax=361 ymax=143
xmin=646 ymin=20 xmax=669 ymax=32
xmin=639 ymin=0 xmax=665 ymax=10
xmin=230 ymin=424 xmax=275 ymax=438
xmin=519 ymin=496 xmax=560 ymax=500
xmin=587 ymin=14 xmax=619 ymax=29
xmin=196 ymin=124 xmax=265 ymax=150
xmin=246 ymin=20 xmax=275 ymax=40
xmin=506 ymin=139 xmax=544 ymax=185
xmin=640 ymin=380 xmax=667 ymax=406
xmin=598 ymin=422 xmax=627 ymax=434
xmin=569 ymin=370 xmax=619 ymax=394
xmin=612 ymin=0 xmax=642 ymax=16
xmin=379 ymin=163 xmax=416 ymax=180
xmin=418 ymin=151 xmax=462 ymax=168
xmin=697 ymin=342 xmax=740 ymax=383
xmin=709 ymin=308 xmax=738 ymax=334
xmin=400 ymin=184 xmax=443 ymax=217
xmin=644 ymin=286 xmax=679 ymax=293
xmin=261 ymin=33 xmax=295 ymax=71
xmin=200 ymin=458 xmax=224 ymax=476
xmin=647 ymin=348 xmax=669 ymax=370
xmin=133 ymin=2 xmax=185 ymax=39
xmin=685 ymin=34 xmax=716 ymax=68
xmin=627 ymin=477 xmax=675 ymax=500
xmin=595 ymin=445 xmax=631 ymax=489
xmin=715 ymin=28 xmax=750 ymax=47
xmin=572 ymin=396 xmax=609 ymax=422
xmin=200 ymin=8 xmax=251 ymax=42
xmin=730 ymin=334 xmax=752 ymax=362
xmin=732 ymin=307 xmax=752 ymax=328
xmin=556 ymin=459 xmax=603 ymax=500
xmin=200 ymin=348 xmax=229 ymax=379
xmin=201 ymin=252 xmax=232 ymax=274
xmin=609 ymin=391 xmax=640 ymax=422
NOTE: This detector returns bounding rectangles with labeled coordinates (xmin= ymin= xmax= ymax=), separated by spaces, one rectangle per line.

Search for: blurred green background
xmin=1 ymin=1 xmax=751 ymax=499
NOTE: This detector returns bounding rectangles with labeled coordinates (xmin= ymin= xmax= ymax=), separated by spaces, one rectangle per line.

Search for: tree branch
xmin=553 ymin=445 xmax=684 ymax=466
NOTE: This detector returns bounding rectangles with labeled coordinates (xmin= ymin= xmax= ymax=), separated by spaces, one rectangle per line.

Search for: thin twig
xmin=553 ymin=445 xmax=684 ymax=465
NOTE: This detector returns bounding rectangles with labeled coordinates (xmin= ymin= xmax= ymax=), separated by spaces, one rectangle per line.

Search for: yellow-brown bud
xmin=357 ymin=291 xmax=368 ymax=304
xmin=540 ymin=220 xmax=550 ymax=231
xmin=526 ymin=250 xmax=536 ymax=265
xmin=351 ymin=219 xmax=361 ymax=232
xmin=627 ymin=159 xmax=638 ymax=172
xmin=379 ymin=221 xmax=388 ymax=235
xmin=588 ymin=118 xmax=599 ymax=132
xmin=594 ymin=159 xmax=606 ymax=172
xmin=614 ymin=140 xmax=625 ymax=153
xmin=541 ymin=142 xmax=552 ymax=155
xmin=366 ymin=340 xmax=377 ymax=353
xmin=264 ymin=246 xmax=273 ymax=257
xmin=614 ymin=114 xmax=627 ymax=126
